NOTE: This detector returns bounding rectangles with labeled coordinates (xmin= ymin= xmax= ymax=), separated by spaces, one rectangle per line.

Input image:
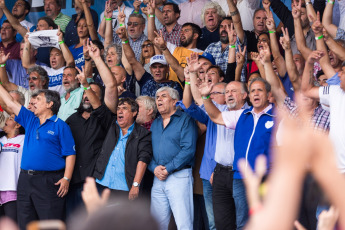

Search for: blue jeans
xmin=233 ymin=179 xmax=248 ymax=230
xmin=202 ymin=179 xmax=216 ymax=230
xmin=151 ymin=168 xmax=194 ymax=230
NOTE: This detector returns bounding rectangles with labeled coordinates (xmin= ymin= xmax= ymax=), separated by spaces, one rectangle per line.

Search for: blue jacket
xmin=233 ymin=106 xmax=275 ymax=179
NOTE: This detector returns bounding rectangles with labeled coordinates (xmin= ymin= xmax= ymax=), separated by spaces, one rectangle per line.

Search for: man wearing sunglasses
xmin=112 ymin=13 xmax=148 ymax=61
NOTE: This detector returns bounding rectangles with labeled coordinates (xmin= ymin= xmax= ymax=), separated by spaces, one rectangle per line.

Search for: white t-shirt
xmin=0 ymin=135 xmax=25 ymax=191
xmin=319 ymin=85 xmax=345 ymax=172
xmin=41 ymin=66 xmax=66 ymax=95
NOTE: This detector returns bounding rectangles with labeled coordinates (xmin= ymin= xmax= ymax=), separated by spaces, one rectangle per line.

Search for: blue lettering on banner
xmin=2 ymin=149 xmax=19 ymax=153
xmin=49 ymin=73 xmax=63 ymax=87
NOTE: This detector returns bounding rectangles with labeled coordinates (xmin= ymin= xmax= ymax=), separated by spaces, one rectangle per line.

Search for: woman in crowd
xmin=0 ymin=114 xmax=25 ymax=222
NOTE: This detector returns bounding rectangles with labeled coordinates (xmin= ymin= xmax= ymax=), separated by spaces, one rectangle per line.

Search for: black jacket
xmin=93 ymin=121 xmax=153 ymax=190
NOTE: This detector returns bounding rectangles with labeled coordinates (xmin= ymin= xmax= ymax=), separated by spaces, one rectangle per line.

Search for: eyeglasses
xmin=210 ymin=91 xmax=225 ymax=95
xmin=127 ymin=22 xmax=142 ymax=27
xmin=142 ymin=44 xmax=153 ymax=48
xmin=27 ymin=76 xmax=39 ymax=81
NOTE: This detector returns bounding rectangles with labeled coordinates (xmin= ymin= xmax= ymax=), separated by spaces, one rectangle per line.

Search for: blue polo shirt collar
xmin=48 ymin=115 xmax=59 ymax=123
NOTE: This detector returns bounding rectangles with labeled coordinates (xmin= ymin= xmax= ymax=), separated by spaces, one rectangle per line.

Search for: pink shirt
xmin=0 ymin=191 xmax=17 ymax=204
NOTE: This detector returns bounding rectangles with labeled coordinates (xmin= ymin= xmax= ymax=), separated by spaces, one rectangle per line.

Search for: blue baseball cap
xmin=199 ymin=52 xmax=216 ymax=65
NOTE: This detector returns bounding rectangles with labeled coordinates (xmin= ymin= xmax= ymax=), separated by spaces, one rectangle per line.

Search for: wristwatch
xmin=133 ymin=182 xmax=140 ymax=187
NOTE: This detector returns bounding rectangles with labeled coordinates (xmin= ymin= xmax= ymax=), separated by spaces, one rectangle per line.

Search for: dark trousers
xmin=193 ymin=194 xmax=209 ymax=230
xmin=66 ymin=182 xmax=85 ymax=219
xmin=212 ymin=163 xmax=236 ymax=230
xmin=0 ymin=200 xmax=17 ymax=222
xmin=17 ymin=170 xmax=66 ymax=230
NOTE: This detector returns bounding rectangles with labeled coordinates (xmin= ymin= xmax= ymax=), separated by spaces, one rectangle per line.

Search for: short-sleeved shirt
xmin=58 ymin=87 xmax=84 ymax=121
xmin=54 ymin=12 xmax=72 ymax=33
xmin=138 ymin=71 xmax=183 ymax=98
xmin=15 ymin=106 xmax=76 ymax=171
xmin=319 ymin=85 xmax=345 ymax=172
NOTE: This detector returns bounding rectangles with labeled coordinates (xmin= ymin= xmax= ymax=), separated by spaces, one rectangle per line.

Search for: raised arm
xmin=153 ymin=31 xmax=184 ymax=82
xmin=266 ymin=12 xmax=286 ymax=77
xmin=182 ymin=66 xmax=193 ymax=108
xmin=76 ymin=66 xmax=102 ymax=110
xmin=57 ymin=27 xmax=75 ymax=67
xmin=311 ymin=12 xmax=337 ymax=79
xmin=225 ymin=23 xmax=237 ymax=82
xmin=98 ymin=0 xmax=115 ymax=39
xmin=117 ymin=27 xmax=146 ymax=81
xmin=227 ymin=0 xmax=245 ymax=44
xmin=251 ymin=52 xmax=266 ymax=79
xmin=87 ymin=41 xmax=118 ymax=113
xmin=235 ymin=46 xmax=246 ymax=82
xmin=321 ymin=0 xmax=338 ymax=38
xmin=267 ymin=0 xmax=294 ymax=37
xmin=280 ymin=27 xmax=301 ymax=92
xmin=186 ymin=53 xmax=203 ymax=106
xmin=0 ymin=0 xmax=27 ymax=37
xmin=22 ymin=34 xmax=35 ymax=69
xmin=0 ymin=51 xmax=18 ymax=92
xmin=301 ymin=50 xmax=324 ymax=100
xmin=260 ymin=43 xmax=286 ymax=106
xmin=80 ymin=0 xmax=98 ymax=41
xmin=292 ymin=0 xmax=312 ymax=60
xmin=83 ymin=39 xmax=93 ymax=79
xmin=198 ymin=82 xmax=225 ymax=125
xmin=0 ymin=84 xmax=21 ymax=116
xmin=323 ymin=28 xmax=345 ymax=62
xmin=147 ymin=0 xmax=158 ymax=42
xmin=104 ymin=2 xmax=116 ymax=49
xmin=305 ymin=0 xmax=317 ymax=23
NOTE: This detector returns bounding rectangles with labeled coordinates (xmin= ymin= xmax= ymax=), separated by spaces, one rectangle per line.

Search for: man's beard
xmin=82 ymin=102 xmax=93 ymax=112
xmin=64 ymin=82 xmax=80 ymax=93
xmin=220 ymin=32 xmax=229 ymax=44
xmin=181 ymin=36 xmax=193 ymax=47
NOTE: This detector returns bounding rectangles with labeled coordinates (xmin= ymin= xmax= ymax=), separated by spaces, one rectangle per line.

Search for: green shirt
xmin=58 ymin=86 xmax=84 ymax=121
xmin=54 ymin=12 xmax=71 ymax=33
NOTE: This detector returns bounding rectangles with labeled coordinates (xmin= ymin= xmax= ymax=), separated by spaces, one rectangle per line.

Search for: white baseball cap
xmin=149 ymin=55 xmax=168 ymax=67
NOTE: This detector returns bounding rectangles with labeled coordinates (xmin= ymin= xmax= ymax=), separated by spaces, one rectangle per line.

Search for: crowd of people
xmin=0 ymin=0 xmax=345 ymax=229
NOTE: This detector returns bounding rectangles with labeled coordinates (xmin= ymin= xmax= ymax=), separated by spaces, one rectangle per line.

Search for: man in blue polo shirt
xmin=0 ymin=86 xmax=76 ymax=230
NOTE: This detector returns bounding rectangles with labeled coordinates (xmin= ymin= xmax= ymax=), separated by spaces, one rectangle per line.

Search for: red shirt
xmin=0 ymin=41 xmax=20 ymax=60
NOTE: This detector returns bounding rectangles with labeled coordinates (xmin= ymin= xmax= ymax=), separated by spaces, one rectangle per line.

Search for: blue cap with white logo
xmin=199 ymin=52 xmax=216 ymax=65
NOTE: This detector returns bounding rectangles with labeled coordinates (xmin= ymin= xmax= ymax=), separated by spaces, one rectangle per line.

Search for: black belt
xmin=216 ymin=163 xmax=233 ymax=171
xmin=21 ymin=169 xmax=64 ymax=175
xmin=172 ymin=165 xmax=191 ymax=173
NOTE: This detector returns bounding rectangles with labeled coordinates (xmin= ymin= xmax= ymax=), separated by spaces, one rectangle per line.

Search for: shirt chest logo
xmin=265 ymin=121 xmax=274 ymax=129
xmin=47 ymin=130 xmax=55 ymax=135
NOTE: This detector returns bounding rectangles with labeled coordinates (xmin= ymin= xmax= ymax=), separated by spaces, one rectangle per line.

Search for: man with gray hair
xmin=149 ymin=86 xmax=198 ymax=230
xmin=136 ymin=96 xmax=157 ymax=131
xmin=197 ymin=1 xmax=225 ymax=50
xmin=109 ymin=13 xmax=148 ymax=61
xmin=0 ymin=58 xmax=49 ymax=108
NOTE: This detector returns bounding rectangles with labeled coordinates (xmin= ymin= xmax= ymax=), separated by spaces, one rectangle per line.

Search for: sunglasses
xmin=27 ymin=76 xmax=39 ymax=81
xmin=127 ymin=22 xmax=142 ymax=27
xmin=142 ymin=44 xmax=153 ymax=48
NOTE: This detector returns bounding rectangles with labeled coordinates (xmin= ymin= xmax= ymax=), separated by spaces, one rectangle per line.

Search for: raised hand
xmin=133 ymin=0 xmax=141 ymax=12
xmin=250 ymin=52 xmax=260 ymax=62
xmin=262 ymin=0 xmax=271 ymax=13
xmin=236 ymin=45 xmax=247 ymax=65
xmin=311 ymin=11 xmax=323 ymax=35
xmin=141 ymin=6 xmax=148 ymax=16
xmin=198 ymin=80 xmax=214 ymax=97
xmin=184 ymin=66 xmax=191 ymax=82
xmin=258 ymin=42 xmax=271 ymax=65
xmin=83 ymin=38 xmax=90 ymax=59
xmin=76 ymin=66 xmax=88 ymax=86
xmin=147 ymin=0 xmax=155 ymax=15
xmin=153 ymin=31 xmax=167 ymax=51
xmin=306 ymin=50 xmax=324 ymax=65
xmin=116 ymin=27 xmax=128 ymax=41
xmin=105 ymin=0 xmax=113 ymax=18
xmin=186 ymin=52 xmax=202 ymax=73
xmin=87 ymin=40 xmax=101 ymax=59
xmin=279 ymin=27 xmax=291 ymax=50
xmin=82 ymin=177 xmax=110 ymax=214
xmin=0 ymin=48 xmax=10 ymax=64
xmin=0 ymin=0 xmax=6 ymax=9
xmin=291 ymin=0 xmax=301 ymax=19
xmin=226 ymin=23 xmax=237 ymax=45
xmin=322 ymin=28 xmax=330 ymax=41
xmin=57 ymin=26 xmax=63 ymax=42
xmin=317 ymin=206 xmax=339 ymax=230
xmin=265 ymin=13 xmax=276 ymax=31
xmin=117 ymin=6 xmax=126 ymax=24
